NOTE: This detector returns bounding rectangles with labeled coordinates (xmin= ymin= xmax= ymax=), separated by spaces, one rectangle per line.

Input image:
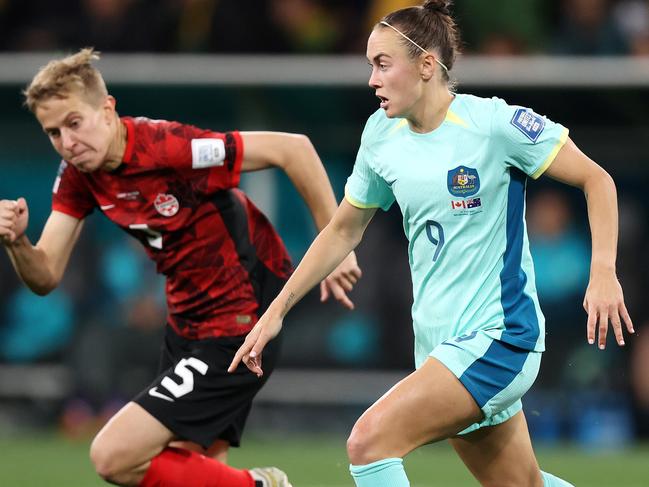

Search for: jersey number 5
xmin=425 ymin=220 xmax=445 ymax=262
xmin=149 ymin=357 xmax=209 ymax=402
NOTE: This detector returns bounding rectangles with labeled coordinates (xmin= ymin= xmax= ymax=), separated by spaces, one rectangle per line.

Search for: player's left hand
xmin=320 ymin=251 xmax=362 ymax=310
xmin=228 ymin=313 xmax=283 ymax=377
xmin=583 ymin=268 xmax=634 ymax=350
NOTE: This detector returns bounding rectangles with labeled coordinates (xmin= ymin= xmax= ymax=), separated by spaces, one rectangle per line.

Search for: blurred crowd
xmin=2 ymin=0 xmax=649 ymax=56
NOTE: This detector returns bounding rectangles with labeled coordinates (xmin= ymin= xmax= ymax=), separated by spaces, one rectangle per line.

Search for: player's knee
xmin=347 ymin=418 xmax=382 ymax=465
xmin=89 ymin=436 xmax=129 ymax=482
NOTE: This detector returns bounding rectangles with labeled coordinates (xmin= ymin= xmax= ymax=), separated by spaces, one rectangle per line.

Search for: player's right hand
xmin=320 ymin=251 xmax=362 ymax=310
xmin=228 ymin=314 xmax=283 ymax=377
xmin=0 ymin=198 xmax=29 ymax=245
xmin=583 ymin=267 xmax=634 ymax=349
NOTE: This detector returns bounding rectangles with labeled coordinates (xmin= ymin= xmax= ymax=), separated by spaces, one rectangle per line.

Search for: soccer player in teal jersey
xmin=230 ymin=1 xmax=635 ymax=486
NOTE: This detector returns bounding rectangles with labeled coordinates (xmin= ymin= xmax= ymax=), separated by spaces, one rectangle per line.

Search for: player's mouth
xmin=69 ymin=151 xmax=87 ymax=164
xmin=69 ymin=151 xmax=96 ymax=172
xmin=377 ymin=94 xmax=389 ymax=109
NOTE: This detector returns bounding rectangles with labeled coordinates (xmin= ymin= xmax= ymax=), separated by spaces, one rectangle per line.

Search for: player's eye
xmin=368 ymin=62 xmax=388 ymax=73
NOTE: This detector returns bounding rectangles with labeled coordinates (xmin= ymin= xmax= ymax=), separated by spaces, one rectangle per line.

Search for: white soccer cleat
xmin=249 ymin=467 xmax=292 ymax=487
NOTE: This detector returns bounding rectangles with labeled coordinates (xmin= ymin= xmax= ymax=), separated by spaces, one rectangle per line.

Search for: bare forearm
xmin=584 ymin=169 xmax=618 ymax=274
xmin=4 ymin=236 xmax=58 ymax=295
xmin=270 ymin=223 xmax=361 ymax=318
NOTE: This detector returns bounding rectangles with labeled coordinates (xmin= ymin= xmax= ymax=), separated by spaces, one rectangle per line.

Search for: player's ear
xmin=420 ymin=53 xmax=435 ymax=81
xmin=103 ymin=95 xmax=117 ymax=121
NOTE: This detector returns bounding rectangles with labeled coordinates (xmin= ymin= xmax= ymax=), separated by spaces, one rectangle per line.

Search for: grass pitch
xmin=1 ymin=433 xmax=647 ymax=486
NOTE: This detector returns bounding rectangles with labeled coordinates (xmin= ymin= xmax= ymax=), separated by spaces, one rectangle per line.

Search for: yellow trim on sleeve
xmin=530 ymin=127 xmax=569 ymax=180
xmin=344 ymin=191 xmax=381 ymax=209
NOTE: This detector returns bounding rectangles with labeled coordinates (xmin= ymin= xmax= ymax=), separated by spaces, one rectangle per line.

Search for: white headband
xmin=380 ymin=21 xmax=449 ymax=73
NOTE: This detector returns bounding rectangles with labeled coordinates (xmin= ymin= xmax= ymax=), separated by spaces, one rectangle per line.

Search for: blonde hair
xmin=23 ymin=48 xmax=108 ymax=113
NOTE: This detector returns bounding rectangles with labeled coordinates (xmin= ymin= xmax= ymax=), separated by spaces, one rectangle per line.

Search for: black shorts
xmin=134 ymin=327 xmax=280 ymax=448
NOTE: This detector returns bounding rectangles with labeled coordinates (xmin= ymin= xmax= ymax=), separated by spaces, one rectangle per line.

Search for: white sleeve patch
xmin=52 ymin=161 xmax=68 ymax=193
xmin=191 ymin=138 xmax=226 ymax=169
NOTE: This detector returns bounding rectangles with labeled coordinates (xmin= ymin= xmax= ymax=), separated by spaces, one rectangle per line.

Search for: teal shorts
xmin=429 ymin=329 xmax=541 ymax=435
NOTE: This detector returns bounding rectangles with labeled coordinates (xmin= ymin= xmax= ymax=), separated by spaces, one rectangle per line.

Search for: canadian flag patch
xmin=154 ymin=193 xmax=179 ymax=217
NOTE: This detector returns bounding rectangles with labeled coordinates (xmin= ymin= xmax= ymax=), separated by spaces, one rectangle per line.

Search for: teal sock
xmin=349 ymin=458 xmax=409 ymax=487
xmin=541 ymin=470 xmax=574 ymax=486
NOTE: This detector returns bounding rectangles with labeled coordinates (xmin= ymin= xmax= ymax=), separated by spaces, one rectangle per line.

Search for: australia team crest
xmin=447 ymin=166 xmax=480 ymax=197
xmin=154 ymin=193 xmax=180 ymax=217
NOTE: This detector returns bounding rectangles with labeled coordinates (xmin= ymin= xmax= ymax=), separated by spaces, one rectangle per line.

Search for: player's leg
xmin=348 ymin=356 xmax=483 ymax=486
xmin=450 ymin=411 xmax=574 ymax=486
xmin=90 ymin=401 xmax=172 ymax=484
xmin=169 ymin=439 xmax=230 ymax=463
xmin=166 ymin=423 xmax=291 ymax=486
xmin=450 ymin=411 xmax=542 ymax=487
xmin=90 ymin=403 xmax=257 ymax=487
xmin=90 ymin=330 xmax=287 ymax=487
xmin=444 ymin=332 xmax=572 ymax=486
xmin=348 ymin=330 xmax=543 ymax=487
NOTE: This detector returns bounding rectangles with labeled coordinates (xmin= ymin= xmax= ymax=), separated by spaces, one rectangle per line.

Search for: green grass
xmin=1 ymin=433 xmax=648 ymax=486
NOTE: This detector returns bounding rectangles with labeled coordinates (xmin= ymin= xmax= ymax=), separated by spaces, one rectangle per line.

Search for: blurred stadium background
xmin=1 ymin=1 xmax=649 ymax=486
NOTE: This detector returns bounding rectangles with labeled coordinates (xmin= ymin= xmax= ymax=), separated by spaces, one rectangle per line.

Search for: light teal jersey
xmin=346 ymin=94 xmax=569 ymax=368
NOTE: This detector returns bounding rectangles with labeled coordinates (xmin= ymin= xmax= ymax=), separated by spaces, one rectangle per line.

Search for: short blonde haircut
xmin=23 ymin=48 xmax=108 ymax=113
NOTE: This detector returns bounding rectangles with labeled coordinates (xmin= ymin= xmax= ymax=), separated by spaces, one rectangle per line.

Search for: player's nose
xmin=60 ymin=128 xmax=76 ymax=151
xmin=368 ymin=69 xmax=382 ymax=89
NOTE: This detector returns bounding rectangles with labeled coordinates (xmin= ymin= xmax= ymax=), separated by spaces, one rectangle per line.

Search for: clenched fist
xmin=0 ymin=198 xmax=29 ymax=245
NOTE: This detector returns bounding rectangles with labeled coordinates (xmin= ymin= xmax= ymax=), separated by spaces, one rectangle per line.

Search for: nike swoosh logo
xmin=100 ymin=204 xmax=116 ymax=211
xmin=148 ymin=387 xmax=174 ymax=402
xmin=386 ymin=179 xmax=397 ymax=187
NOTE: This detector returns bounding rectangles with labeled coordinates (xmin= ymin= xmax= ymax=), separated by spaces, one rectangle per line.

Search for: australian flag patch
xmin=511 ymin=108 xmax=545 ymax=142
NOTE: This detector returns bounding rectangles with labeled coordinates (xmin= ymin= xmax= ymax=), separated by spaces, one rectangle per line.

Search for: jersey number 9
xmin=425 ymin=220 xmax=445 ymax=262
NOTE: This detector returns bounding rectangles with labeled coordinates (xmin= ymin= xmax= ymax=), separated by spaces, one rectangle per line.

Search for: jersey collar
xmin=121 ymin=117 xmax=135 ymax=163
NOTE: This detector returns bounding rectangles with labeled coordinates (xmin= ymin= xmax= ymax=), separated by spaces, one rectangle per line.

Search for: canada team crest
xmin=154 ymin=193 xmax=179 ymax=217
xmin=447 ymin=166 xmax=480 ymax=197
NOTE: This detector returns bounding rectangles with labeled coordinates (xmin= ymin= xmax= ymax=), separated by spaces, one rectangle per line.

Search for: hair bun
xmin=422 ymin=0 xmax=451 ymax=16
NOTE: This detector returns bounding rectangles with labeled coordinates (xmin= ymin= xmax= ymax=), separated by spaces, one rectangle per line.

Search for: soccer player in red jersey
xmin=0 ymin=48 xmax=362 ymax=487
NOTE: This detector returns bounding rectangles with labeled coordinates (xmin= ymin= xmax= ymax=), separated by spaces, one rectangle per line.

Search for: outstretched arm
xmin=543 ymin=137 xmax=634 ymax=349
xmin=1 ymin=199 xmax=83 ymax=295
xmin=229 ymin=200 xmax=376 ymax=375
xmin=240 ymin=131 xmax=362 ymax=308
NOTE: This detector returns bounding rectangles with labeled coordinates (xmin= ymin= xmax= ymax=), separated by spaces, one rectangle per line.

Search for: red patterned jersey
xmin=52 ymin=117 xmax=293 ymax=339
